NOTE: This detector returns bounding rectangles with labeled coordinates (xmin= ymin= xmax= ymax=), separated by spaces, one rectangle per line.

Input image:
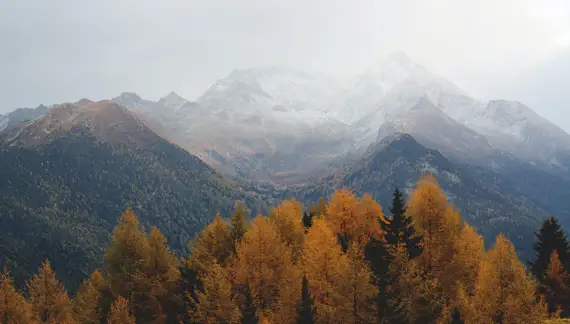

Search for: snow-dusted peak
xmin=113 ymin=92 xmax=143 ymax=108
xmin=158 ymin=91 xmax=190 ymax=110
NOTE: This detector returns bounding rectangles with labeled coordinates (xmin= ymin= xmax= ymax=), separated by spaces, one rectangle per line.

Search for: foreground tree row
xmin=0 ymin=174 xmax=568 ymax=323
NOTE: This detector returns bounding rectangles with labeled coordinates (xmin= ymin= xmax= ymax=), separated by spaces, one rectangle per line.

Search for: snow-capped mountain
xmin=197 ymin=66 xmax=344 ymax=128
xmin=344 ymin=53 xmax=570 ymax=173
xmin=105 ymin=53 xmax=570 ymax=183
xmin=2 ymin=51 xmax=562 ymax=184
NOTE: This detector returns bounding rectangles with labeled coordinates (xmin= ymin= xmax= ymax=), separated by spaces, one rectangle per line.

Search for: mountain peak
xmin=158 ymin=91 xmax=190 ymax=110
xmin=0 ymin=100 xmax=159 ymax=149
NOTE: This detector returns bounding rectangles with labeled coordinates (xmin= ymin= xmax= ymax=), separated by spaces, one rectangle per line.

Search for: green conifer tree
xmin=241 ymin=284 xmax=259 ymax=324
xmin=530 ymin=217 xmax=570 ymax=281
xmin=296 ymin=276 xmax=316 ymax=324
xmin=301 ymin=212 xmax=313 ymax=231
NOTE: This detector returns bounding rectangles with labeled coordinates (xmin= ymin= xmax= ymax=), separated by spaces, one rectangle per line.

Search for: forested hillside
xmin=0 ymin=127 xmax=265 ymax=291
xmin=285 ymin=134 xmax=543 ymax=257
xmin=1 ymin=175 xmax=568 ymax=324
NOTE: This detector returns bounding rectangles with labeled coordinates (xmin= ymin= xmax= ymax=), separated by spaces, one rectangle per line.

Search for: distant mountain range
xmin=2 ymin=52 xmax=570 ymax=286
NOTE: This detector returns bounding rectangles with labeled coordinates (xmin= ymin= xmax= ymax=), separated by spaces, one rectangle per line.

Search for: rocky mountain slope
xmin=0 ymin=104 xmax=50 ymax=133
xmin=284 ymin=133 xmax=544 ymax=258
xmin=0 ymin=100 xmax=265 ymax=289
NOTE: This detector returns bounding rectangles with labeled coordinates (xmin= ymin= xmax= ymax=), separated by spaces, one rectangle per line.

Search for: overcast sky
xmin=1 ymin=0 xmax=569 ymax=128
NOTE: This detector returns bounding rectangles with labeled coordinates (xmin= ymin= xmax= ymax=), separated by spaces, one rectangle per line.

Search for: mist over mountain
xmin=3 ymin=52 xmax=570 ymax=285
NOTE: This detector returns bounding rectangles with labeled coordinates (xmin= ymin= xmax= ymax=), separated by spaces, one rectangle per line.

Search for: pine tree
xmin=27 ymin=259 xmax=76 ymax=323
xmin=231 ymin=201 xmax=249 ymax=252
xmin=73 ymin=269 xmax=104 ymax=324
xmin=365 ymin=187 xmax=424 ymax=322
xmin=296 ymin=276 xmax=316 ymax=324
xmin=107 ymin=296 xmax=136 ymax=324
xmin=302 ymin=212 xmax=313 ymax=231
xmin=385 ymin=244 xmax=442 ymax=324
xmin=241 ymin=284 xmax=260 ymax=324
xmin=383 ymin=187 xmax=422 ymax=258
xmin=0 ymin=266 xmax=34 ymax=324
xmin=530 ymin=217 xmax=570 ymax=281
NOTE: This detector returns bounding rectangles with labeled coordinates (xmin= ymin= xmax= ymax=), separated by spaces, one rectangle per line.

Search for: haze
xmin=1 ymin=0 xmax=569 ymax=129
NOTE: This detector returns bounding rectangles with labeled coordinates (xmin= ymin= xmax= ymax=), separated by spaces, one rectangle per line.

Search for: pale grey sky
xmin=1 ymin=0 xmax=569 ymax=127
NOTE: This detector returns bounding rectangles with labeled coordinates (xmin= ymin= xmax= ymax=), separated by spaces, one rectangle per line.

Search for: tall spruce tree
xmin=301 ymin=212 xmax=313 ymax=231
xmin=530 ymin=217 xmax=570 ymax=281
xmin=296 ymin=276 xmax=316 ymax=324
xmin=242 ymin=284 xmax=259 ymax=324
xmin=365 ymin=187 xmax=423 ymax=322
xmin=383 ymin=187 xmax=422 ymax=258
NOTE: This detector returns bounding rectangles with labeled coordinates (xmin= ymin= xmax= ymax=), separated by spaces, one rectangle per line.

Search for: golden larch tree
xmin=0 ymin=266 xmax=34 ymax=324
xmin=73 ymin=269 xmax=105 ymax=324
xmin=104 ymin=208 xmax=150 ymax=300
xmin=27 ymin=260 xmax=76 ymax=323
xmin=338 ymin=242 xmax=378 ymax=323
xmin=407 ymin=174 xmax=463 ymax=301
xmin=232 ymin=215 xmax=301 ymax=323
xmin=541 ymin=250 xmax=570 ymax=316
xmin=451 ymin=223 xmax=485 ymax=296
xmin=107 ymin=296 xmax=136 ymax=324
xmin=302 ymin=217 xmax=349 ymax=324
xmin=325 ymin=189 xmax=384 ymax=247
xmin=137 ymin=226 xmax=181 ymax=323
xmin=459 ymin=234 xmax=548 ymax=324
xmin=269 ymin=198 xmax=305 ymax=261
xmin=187 ymin=213 xmax=233 ymax=277
xmin=191 ymin=262 xmax=241 ymax=323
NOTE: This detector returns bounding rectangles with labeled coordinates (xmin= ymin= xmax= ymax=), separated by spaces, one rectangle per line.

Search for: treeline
xmin=0 ymin=174 xmax=569 ymax=323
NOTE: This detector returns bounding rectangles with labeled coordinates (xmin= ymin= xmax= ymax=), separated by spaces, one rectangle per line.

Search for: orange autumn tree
xmin=302 ymin=218 xmax=349 ymax=323
xmin=407 ymin=173 xmax=463 ymax=300
xmin=232 ymin=215 xmax=302 ymax=323
xmin=104 ymin=208 xmax=150 ymax=300
xmin=269 ymin=198 xmax=306 ymax=260
xmin=107 ymin=296 xmax=136 ymax=324
xmin=73 ymin=269 xmax=105 ymax=324
xmin=0 ymin=266 xmax=34 ymax=323
xmin=191 ymin=263 xmax=241 ymax=323
xmin=325 ymin=189 xmax=385 ymax=247
xmin=27 ymin=260 xmax=76 ymax=323
xmin=451 ymin=223 xmax=486 ymax=296
xmin=187 ymin=213 xmax=234 ymax=277
xmin=459 ymin=234 xmax=548 ymax=323
xmin=339 ymin=242 xmax=378 ymax=323
xmin=541 ymin=250 xmax=570 ymax=315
